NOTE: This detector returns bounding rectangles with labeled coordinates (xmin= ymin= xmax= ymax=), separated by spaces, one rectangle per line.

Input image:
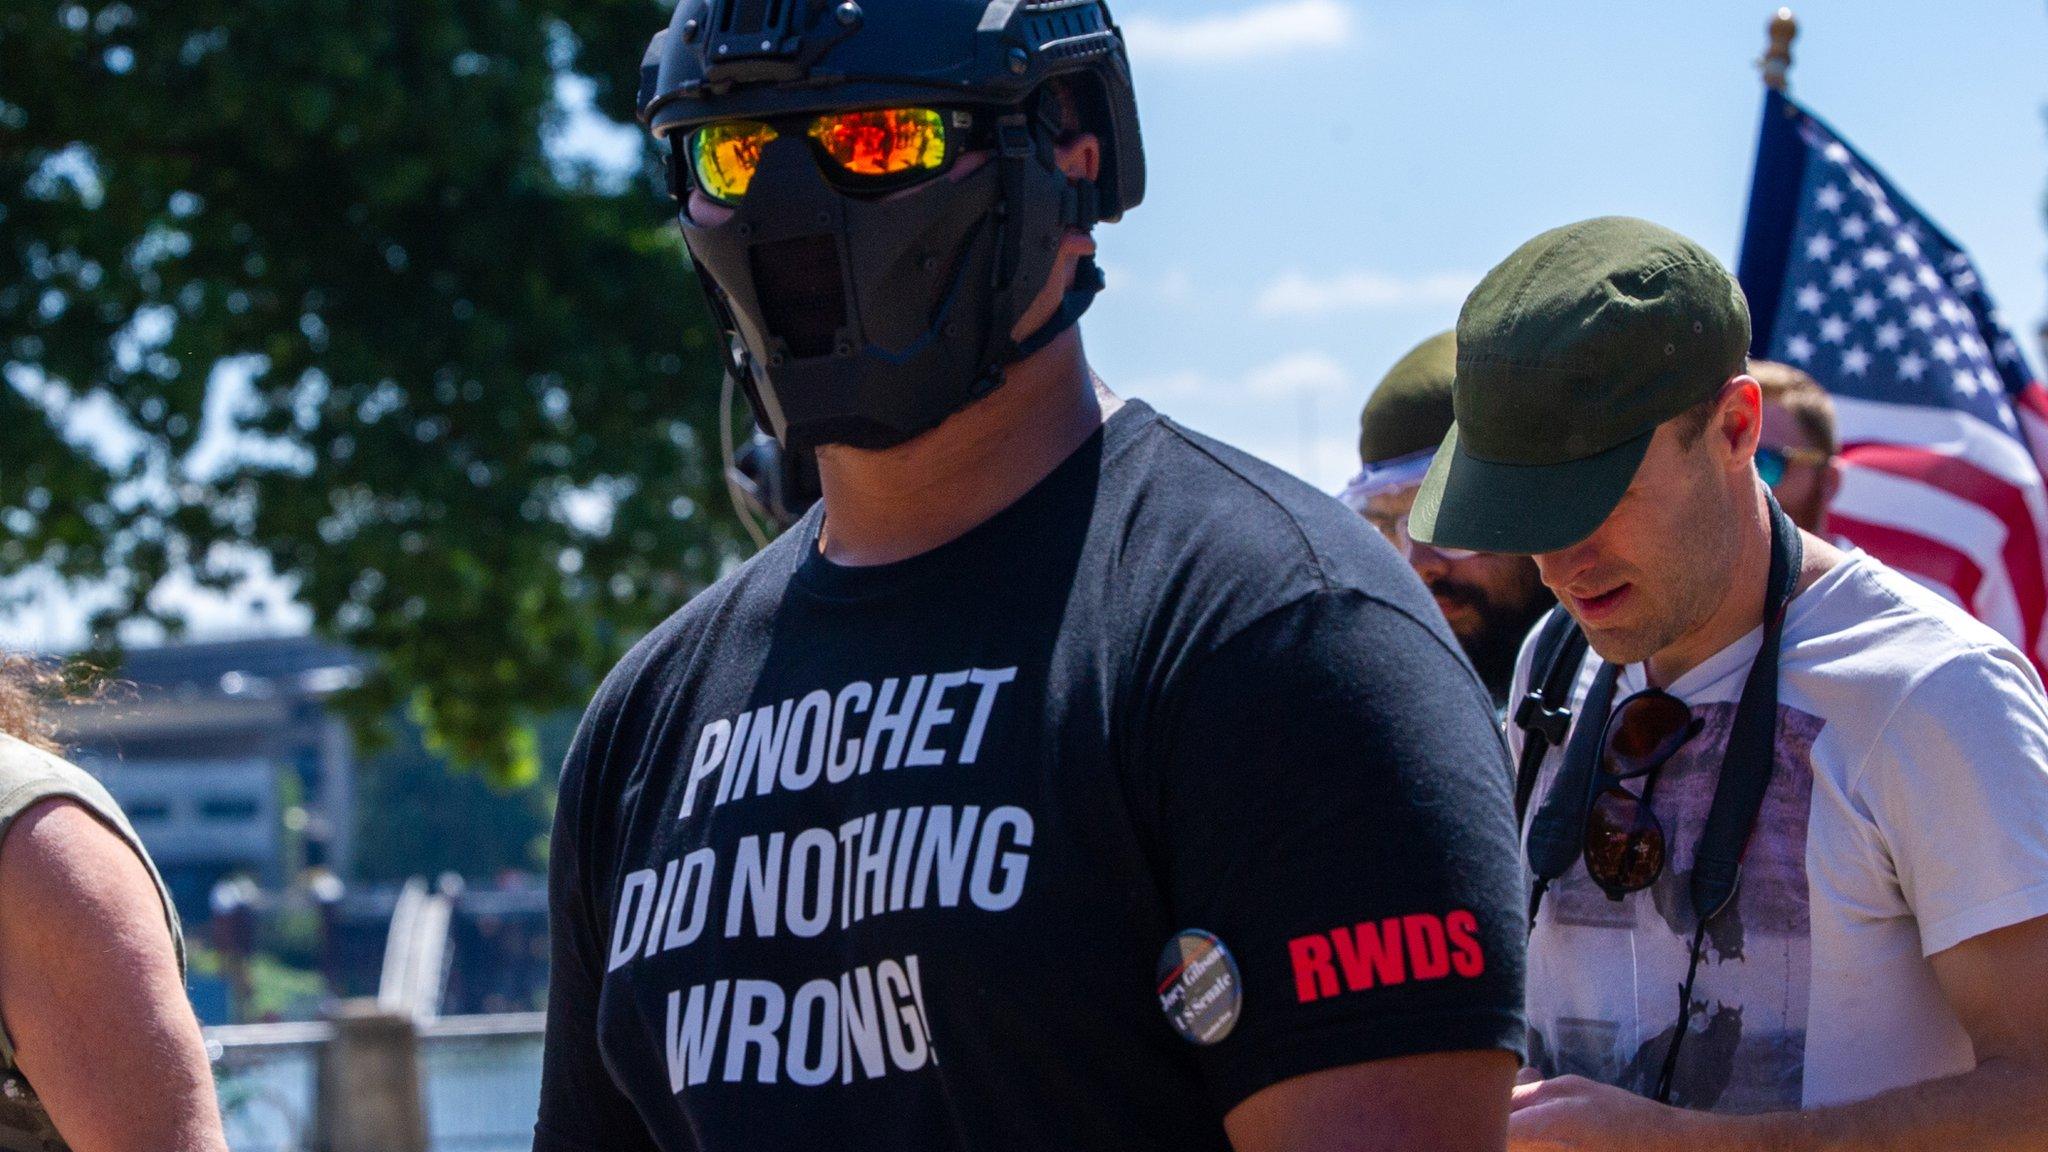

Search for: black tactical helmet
xmin=636 ymin=0 xmax=1147 ymax=456
xmin=638 ymin=0 xmax=1144 ymax=221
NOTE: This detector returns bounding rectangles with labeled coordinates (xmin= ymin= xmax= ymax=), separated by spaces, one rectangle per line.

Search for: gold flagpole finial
xmin=1762 ymin=8 xmax=1798 ymax=92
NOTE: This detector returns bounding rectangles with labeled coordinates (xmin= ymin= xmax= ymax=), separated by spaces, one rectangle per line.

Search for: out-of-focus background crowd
xmin=4 ymin=2 xmax=2044 ymax=1148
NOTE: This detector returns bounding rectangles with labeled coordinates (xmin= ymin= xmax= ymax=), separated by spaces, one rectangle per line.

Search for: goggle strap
xmin=972 ymin=91 xmax=1108 ymax=393
xmin=992 ymin=112 xmax=1034 ymax=288
xmin=1032 ymin=87 xmax=1066 ymax=138
xmin=1062 ymin=179 xmax=1101 ymax=232
xmin=995 ymin=113 xmax=1035 ymax=160
xmin=664 ymin=145 xmax=689 ymax=204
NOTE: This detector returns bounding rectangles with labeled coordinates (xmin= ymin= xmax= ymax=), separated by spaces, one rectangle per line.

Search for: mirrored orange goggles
xmin=688 ymin=107 xmax=987 ymax=205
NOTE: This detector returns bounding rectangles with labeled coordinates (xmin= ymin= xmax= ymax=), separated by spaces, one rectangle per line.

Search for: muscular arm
xmin=1511 ymin=914 xmax=2048 ymax=1151
xmin=1161 ymin=592 xmax=1527 ymax=1147
xmin=1230 ymin=1049 xmax=1517 ymax=1152
xmin=0 ymin=798 xmax=228 ymax=1152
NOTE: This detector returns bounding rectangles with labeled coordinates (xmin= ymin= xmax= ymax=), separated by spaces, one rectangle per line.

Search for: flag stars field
xmin=1741 ymin=84 xmax=2048 ymax=669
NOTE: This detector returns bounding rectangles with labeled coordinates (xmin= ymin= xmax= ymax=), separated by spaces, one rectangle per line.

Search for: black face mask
xmin=680 ymin=116 xmax=1098 ymax=453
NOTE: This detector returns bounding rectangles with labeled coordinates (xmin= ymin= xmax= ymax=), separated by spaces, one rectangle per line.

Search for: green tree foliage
xmin=2 ymin=0 xmax=742 ymax=784
xmin=351 ymin=707 xmax=574 ymax=883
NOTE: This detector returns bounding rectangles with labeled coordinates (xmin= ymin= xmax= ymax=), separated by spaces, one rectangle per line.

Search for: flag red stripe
xmin=2011 ymin=382 xmax=2048 ymax=480
xmin=1827 ymin=512 xmax=1985 ymax=614
xmin=1839 ymin=442 xmax=2047 ymax=652
xmin=2014 ymin=380 xmax=2048 ymax=423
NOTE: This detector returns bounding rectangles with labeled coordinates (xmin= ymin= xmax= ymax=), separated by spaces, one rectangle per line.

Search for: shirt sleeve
xmin=1150 ymin=590 xmax=1528 ymax=1112
xmin=1856 ymin=645 xmax=2048 ymax=957
xmin=533 ymin=702 xmax=663 ymax=1152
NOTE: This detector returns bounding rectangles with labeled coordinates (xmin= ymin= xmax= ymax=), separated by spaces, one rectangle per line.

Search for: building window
xmin=295 ymin=744 xmax=323 ymax=793
xmin=198 ymin=796 xmax=262 ymax=822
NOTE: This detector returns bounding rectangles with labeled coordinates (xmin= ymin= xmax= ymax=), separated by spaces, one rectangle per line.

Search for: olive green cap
xmin=1359 ymin=330 xmax=1457 ymax=466
xmin=1409 ymin=216 xmax=1750 ymax=555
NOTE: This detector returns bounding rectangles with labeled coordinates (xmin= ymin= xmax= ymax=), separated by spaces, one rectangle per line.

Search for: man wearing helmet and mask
xmin=533 ymin=3 xmax=1526 ymax=1150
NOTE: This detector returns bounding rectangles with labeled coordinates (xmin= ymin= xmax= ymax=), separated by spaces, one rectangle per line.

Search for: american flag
xmin=1738 ymin=88 xmax=2048 ymax=676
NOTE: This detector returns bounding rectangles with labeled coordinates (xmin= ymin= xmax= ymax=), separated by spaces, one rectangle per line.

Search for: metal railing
xmin=207 ymin=1012 xmax=545 ymax=1152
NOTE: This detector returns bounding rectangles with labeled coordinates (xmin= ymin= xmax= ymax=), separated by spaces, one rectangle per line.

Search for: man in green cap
xmin=1345 ymin=331 xmax=1553 ymax=707
xmin=1415 ymin=217 xmax=2048 ymax=1147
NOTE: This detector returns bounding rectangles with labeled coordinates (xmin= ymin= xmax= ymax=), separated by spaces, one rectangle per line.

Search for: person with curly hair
xmin=0 ymin=658 xmax=62 ymax=755
xmin=0 ymin=656 xmax=228 ymax=1151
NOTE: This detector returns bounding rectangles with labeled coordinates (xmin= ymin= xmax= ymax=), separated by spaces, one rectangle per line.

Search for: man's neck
xmin=1643 ymin=486 xmax=1845 ymax=688
xmin=814 ymin=328 xmax=1120 ymax=567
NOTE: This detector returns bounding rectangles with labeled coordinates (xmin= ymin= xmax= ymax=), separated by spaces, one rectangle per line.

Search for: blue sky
xmin=1093 ymin=0 xmax=2048 ymax=490
xmin=6 ymin=0 xmax=2045 ymax=648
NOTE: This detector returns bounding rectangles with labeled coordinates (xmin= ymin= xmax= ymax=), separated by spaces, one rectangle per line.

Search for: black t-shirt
xmin=533 ymin=401 xmax=1525 ymax=1152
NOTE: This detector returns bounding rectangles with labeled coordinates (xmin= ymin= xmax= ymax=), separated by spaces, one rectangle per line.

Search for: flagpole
xmin=1760 ymin=8 xmax=1797 ymax=91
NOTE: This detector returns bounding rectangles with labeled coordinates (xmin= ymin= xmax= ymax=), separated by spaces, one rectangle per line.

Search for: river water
xmin=218 ymin=1035 xmax=545 ymax=1152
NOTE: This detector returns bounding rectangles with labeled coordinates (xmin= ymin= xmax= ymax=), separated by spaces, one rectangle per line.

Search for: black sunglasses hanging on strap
xmin=1521 ymin=493 xmax=1803 ymax=1106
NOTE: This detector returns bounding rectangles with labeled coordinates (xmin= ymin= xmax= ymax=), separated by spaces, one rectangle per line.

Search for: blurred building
xmin=55 ymin=636 xmax=363 ymax=924
xmin=321 ymin=877 xmax=551 ymax=1015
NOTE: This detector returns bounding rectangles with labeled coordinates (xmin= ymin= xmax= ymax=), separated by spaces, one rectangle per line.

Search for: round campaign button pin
xmin=1156 ymin=929 xmax=1242 ymax=1046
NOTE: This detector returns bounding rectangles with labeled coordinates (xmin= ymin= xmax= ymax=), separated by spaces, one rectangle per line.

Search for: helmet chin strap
xmin=1010 ymin=255 xmax=1105 ymax=362
xmin=973 ymin=95 xmax=1107 ymax=394
xmin=979 ymin=181 xmax=1105 ymax=394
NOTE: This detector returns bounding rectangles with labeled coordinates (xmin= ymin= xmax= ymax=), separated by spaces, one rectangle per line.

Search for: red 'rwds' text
xmin=1287 ymin=910 xmax=1485 ymax=1004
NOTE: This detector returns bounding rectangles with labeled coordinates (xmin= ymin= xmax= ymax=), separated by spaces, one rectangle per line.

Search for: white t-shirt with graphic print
xmin=1510 ymin=550 xmax=2048 ymax=1112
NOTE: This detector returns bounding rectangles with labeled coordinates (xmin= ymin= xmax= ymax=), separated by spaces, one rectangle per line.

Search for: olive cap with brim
xmin=1409 ymin=216 xmax=1750 ymax=555
xmin=1359 ymin=330 xmax=1457 ymax=466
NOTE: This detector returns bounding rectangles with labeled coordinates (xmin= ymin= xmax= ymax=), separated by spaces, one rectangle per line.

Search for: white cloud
xmin=1247 ymin=351 xmax=1351 ymax=398
xmin=1254 ymin=270 xmax=1479 ymax=317
xmin=1153 ymin=268 xmax=1197 ymax=306
xmin=1122 ymin=351 xmax=1354 ymax=403
xmin=1120 ymin=0 xmax=1357 ymax=65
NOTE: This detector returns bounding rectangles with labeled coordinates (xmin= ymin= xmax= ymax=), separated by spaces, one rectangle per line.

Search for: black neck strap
xmin=1691 ymin=495 xmax=1801 ymax=921
xmin=1528 ymin=494 xmax=1804 ymax=926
